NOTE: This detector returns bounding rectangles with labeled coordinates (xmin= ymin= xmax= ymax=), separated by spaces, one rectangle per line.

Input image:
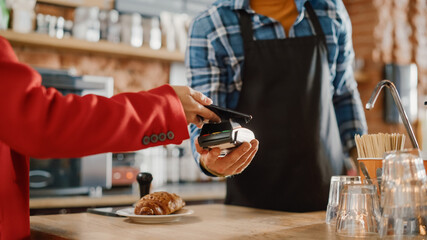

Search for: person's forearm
xmin=0 ymin=79 xmax=189 ymax=158
xmin=333 ymin=84 xmax=367 ymax=153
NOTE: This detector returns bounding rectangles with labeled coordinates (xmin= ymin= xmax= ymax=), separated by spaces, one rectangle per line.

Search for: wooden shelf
xmin=37 ymin=0 xmax=114 ymax=9
xmin=0 ymin=30 xmax=185 ymax=62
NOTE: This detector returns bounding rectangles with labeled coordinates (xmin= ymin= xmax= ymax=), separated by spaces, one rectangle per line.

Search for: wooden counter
xmin=30 ymin=204 xmax=338 ymax=240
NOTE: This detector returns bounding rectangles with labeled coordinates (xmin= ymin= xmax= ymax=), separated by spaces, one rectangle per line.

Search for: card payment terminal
xmin=198 ymin=105 xmax=255 ymax=156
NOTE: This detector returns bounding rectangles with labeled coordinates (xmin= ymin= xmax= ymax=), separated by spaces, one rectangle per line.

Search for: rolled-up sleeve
xmin=332 ymin=5 xmax=368 ymax=153
xmin=186 ymin=15 xmax=220 ymax=176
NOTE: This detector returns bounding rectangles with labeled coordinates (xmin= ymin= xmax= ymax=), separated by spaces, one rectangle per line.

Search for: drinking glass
xmin=326 ymin=176 xmax=361 ymax=224
xmin=379 ymin=149 xmax=427 ymax=238
xmin=363 ymin=178 xmax=382 ymax=208
xmin=335 ymin=183 xmax=381 ymax=238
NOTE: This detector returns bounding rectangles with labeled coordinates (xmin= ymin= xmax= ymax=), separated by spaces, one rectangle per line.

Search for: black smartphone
xmin=87 ymin=207 xmax=127 ymax=217
xmin=205 ymin=105 xmax=252 ymax=124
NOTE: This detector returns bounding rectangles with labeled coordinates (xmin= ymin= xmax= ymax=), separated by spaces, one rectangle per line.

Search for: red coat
xmin=0 ymin=37 xmax=189 ymax=240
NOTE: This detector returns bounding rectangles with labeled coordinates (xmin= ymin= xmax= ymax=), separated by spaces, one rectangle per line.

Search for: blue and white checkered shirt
xmin=186 ymin=0 xmax=368 ymax=172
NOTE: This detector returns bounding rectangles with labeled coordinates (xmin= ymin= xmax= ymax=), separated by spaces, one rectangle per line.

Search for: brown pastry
xmin=134 ymin=191 xmax=185 ymax=215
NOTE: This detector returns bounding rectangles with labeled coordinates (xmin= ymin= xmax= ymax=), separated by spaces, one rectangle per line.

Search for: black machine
xmin=198 ymin=105 xmax=255 ymax=156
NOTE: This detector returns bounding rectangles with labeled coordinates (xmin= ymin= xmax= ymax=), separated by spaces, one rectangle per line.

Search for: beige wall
xmin=12 ymin=46 xmax=170 ymax=93
xmin=344 ymin=0 xmax=427 ymax=148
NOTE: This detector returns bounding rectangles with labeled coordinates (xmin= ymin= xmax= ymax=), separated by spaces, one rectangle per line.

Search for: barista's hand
xmin=196 ymin=139 xmax=259 ymax=177
xmin=171 ymin=86 xmax=220 ymax=128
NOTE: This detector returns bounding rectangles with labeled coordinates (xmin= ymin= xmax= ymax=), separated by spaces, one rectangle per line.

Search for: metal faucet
xmin=365 ymin=80 xmax=419 ymax=149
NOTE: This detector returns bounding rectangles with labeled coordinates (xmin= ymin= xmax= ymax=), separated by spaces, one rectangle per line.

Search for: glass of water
xmin=325 ymin=175 xmax=361 ymax=224
xmin=335 ymin=183 xmax=381 ymax=238
xmin=379 ymin=149 xmax=427 ymax=238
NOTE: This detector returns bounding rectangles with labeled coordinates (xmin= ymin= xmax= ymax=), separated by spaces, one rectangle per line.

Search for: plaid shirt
xmin=186 ymin=0 xmax=368 ymax=171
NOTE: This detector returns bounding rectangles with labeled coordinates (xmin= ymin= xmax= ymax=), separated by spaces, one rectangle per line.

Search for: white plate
xmin=116 ymin=207 xmax=194 ymax=224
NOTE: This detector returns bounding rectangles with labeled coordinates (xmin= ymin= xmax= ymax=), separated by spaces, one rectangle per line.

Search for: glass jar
xmin=107 ymin=9 xmax=120 ymax=44
xmin=36 ymin=13 xmax=47 ymax=34
xmin=0 ymin=0 xmax=9 ymax=30
xmin=63 ymin=19 xmax=73 ymax=38
xmin=120 ymin=13 xmax=143 ymax=47
xmin=12 ymin=0 xmax=36 ymax=33
xmin=73 ymin=7 xmax=100 ymax=42
xmin=73 ymin=7 xmax=88 ymax=40
xmin=55 ymin=16 xmax=64 ymax=39
xmin=149 ymin=17 xmax=161 ymax=50
xmin=86 ymin=7 xmax=100 ymax=42
xmin=99 ymin=10 xmax=108 ymax=40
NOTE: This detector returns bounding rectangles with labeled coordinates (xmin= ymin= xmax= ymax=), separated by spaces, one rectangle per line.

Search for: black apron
xmin=226 ymin=1 xmax=344 ymax=212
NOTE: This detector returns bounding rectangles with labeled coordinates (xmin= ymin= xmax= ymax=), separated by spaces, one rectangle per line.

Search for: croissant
xmin=134 ymin=191 xmax=186 ymax=215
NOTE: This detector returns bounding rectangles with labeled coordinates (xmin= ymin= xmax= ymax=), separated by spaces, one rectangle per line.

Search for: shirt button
xmin=158 ymin=133 xmax=166 ymax=141
xmin=167 ymin=131 xmax=174 ymax=140
xmin=142 ymin=136 xmax=150 ymax=145
xmin=150 ymin=134 xmax=158 ymax=143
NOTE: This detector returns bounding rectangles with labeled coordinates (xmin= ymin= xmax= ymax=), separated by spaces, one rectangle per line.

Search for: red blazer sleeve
xmin=0 ymin=37 xmax=189 ymax=158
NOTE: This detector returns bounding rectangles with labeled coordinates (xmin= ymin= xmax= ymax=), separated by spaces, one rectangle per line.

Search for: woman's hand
xmin=171 ymin=86 xmax=220 ymax=128
xmin=196 ymin=139 xmax=259 ymax=177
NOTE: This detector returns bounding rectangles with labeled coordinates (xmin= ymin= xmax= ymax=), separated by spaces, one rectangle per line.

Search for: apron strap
xmin=239 ymin=11 xmax=254 ymax=43
xmin=304 ymin=1 xmax=326 ymax=43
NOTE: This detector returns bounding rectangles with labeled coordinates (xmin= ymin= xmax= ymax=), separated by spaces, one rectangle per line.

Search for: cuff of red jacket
xmin=148 ymin=84 xmax=190 ymax=144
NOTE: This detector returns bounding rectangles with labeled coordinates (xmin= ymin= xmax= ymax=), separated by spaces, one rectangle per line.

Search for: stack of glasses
xmin=326 ymin=149 xmax=427 ymax=238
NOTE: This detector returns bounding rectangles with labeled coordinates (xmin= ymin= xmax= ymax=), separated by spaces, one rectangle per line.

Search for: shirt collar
xmin=230 ymin=0 xmax=307 ymax=12
xmin=230 ymin=0 xmax=249 ymax=10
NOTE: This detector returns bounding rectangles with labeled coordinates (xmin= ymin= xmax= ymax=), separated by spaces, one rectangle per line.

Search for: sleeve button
xmin=142 ymin=136 xmax=150 ymax=145
xmin=150 ymin=134 xmax=158 ymax=143
xmin=158 ymin=133 xmax=166 ymax=141
xmin=167 ymin=131 xmax=174 ymax=140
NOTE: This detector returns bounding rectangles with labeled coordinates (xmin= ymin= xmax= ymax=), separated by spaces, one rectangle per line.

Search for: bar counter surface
xmin=30 ymin=204 xmax=337 ymax=239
